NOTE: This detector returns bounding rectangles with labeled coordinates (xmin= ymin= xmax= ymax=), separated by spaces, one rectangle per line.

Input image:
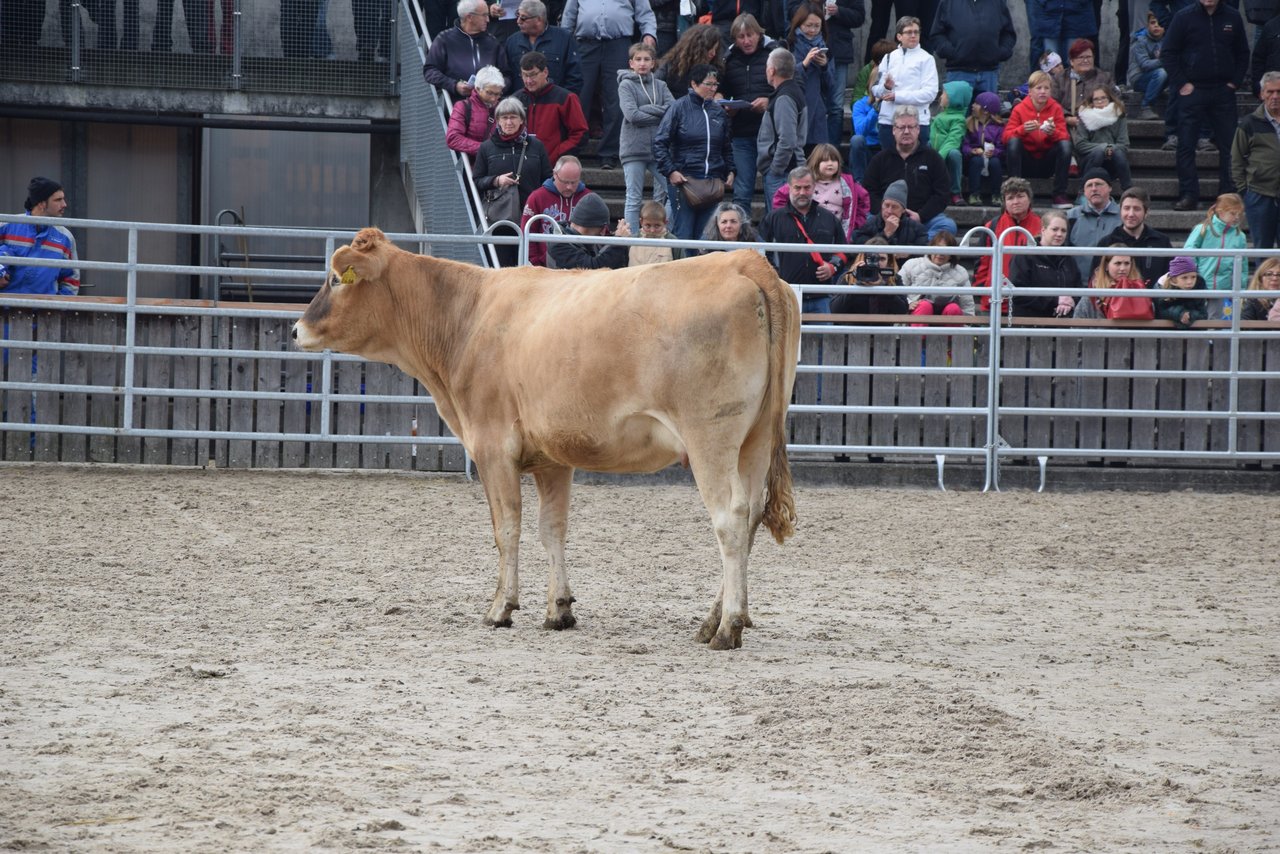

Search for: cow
xmin=292 ymin=228 xmax=799 ymax=649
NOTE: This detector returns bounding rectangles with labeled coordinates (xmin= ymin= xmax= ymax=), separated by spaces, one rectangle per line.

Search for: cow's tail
xmin=758 ymin=261 xmax=799 ymax=545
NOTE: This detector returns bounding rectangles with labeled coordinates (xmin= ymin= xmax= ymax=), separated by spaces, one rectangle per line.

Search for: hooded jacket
xmin=930 ymin=81 xmax=972 ymax=161
xmin=1127 ymin=27 xmax=1165 ymax=89
xmin=520 ymin=176 xmax=591 ymax=267
xmin=618 ymin=68 xmax=674 ymax=164
xmin=899 ymin=255 xmax=976 ymax=314
xmin=1185 ymin=214 xmax=1249 ymax=292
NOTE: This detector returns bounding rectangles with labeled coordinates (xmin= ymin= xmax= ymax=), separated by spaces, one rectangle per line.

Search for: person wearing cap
xmin=1067 ymin=167 xmax=1122 ymax=283
xmin=863 ymin=105 xmax=957 ymax=240
xmin=0 ymin=177 xmax=80 ymax=296
xmin=928 ymin=0 xmax=1016 ymax=98
xmin=1103 ymin=186 xmax=1172 ymax=283
xmin=850 ymin=178 xmax=929 ymax=246
xmin=1153 ymin=255 xmax=1209 ymax=327
xmin=546 ymin=192 xmax=632 ymax=269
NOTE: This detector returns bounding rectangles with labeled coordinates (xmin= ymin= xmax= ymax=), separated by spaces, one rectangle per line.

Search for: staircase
xmin=574 ymin=92 xmax=1259 ymax=247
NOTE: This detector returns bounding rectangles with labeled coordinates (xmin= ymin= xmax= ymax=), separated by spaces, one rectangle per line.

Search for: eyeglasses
xmin=1262 ymin=271 xmax=1280 ymax=278
xmin=893 ymin=124 xmax=919 ymax=132
xmin=697 ymin=79 xmax=720 ymax=88
xmin=516 ymin=14 xmax=537 ymax=21
xmin=900 ymin=27 xmax=921 ymax=35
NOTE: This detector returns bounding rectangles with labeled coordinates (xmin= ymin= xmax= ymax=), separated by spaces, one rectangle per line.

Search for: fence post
xmin=122 ymin=227 xmax=139 ymax=431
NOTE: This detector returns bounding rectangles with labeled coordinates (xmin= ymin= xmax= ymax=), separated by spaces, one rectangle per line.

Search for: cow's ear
xmin=330 ymin=244 xmax=386 ymax=285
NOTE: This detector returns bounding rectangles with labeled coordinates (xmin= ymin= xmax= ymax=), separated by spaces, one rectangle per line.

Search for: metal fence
xmin=0 ymin=0 xmax=397 ymax=96
xmin=2 ymin=216 xmax=1279 ymax=489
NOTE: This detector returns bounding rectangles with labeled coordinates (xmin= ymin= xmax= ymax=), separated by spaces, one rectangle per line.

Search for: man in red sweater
xmin=973 ymin=177 xmax=1042 ymax=313
xmin=514 ymin=52 xmax=588 ymax=166
xmin=520 ymin=155 xmax=592 ymax=266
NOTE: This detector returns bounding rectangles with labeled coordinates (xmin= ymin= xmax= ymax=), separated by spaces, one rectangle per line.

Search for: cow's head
xmin=293 ymin=227 xmax=394 ymax=356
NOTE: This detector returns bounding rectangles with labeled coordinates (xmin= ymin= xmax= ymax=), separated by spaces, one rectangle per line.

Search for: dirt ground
xmin=1 ymin=463 xmax=1276 ymax=853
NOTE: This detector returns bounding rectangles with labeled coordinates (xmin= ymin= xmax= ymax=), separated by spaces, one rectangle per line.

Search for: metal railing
xmin=2 ymin=216 xmax=1278 ymax=488
xmin=3 ymin=0 xmax=398 ymax=97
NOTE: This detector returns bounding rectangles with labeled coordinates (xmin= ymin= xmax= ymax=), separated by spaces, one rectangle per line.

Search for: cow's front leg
xmin=534 ymin=466 xmax=576 ymax=630
xmin=477 ymin=456 xmax=522 ymax=627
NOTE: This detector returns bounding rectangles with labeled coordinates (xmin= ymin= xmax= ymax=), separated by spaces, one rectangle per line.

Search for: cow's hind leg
xmin=687 ymin=446 xmax=754 ymax=650
xmin=476 ymin=456 xmax=522 ymax=627
xmin=534 ymin=466 xmax=577 ymax=630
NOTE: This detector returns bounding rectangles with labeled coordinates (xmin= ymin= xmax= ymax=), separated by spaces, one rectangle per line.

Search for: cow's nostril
xmin=290 ymin=325 xmax=298 ymax=340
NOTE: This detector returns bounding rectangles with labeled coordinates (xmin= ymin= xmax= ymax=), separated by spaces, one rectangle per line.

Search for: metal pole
xmin=122 ymin=228 xmax=139 ymax=431
xmin=232 ymin=0 xmax=242 ymax=91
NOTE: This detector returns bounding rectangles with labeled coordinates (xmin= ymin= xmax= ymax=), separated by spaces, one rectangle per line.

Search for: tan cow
xmin=293 ymin=228 xmax=799 ymax=649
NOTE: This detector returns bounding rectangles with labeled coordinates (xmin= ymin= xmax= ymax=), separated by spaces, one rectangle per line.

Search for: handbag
xmin=680 ymin=176 xmax=725 ymax=209
xmin=1103 ymin=276 xmax=1154 ymax=320
xmin=482 ymin=138 xmax=528 ymax=224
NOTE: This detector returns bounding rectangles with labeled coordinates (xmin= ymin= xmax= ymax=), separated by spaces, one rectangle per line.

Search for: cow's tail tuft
xmin=758 ymin=259 xmax=799 ymax=545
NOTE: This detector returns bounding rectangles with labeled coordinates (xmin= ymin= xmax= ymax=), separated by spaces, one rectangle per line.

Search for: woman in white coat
xmin=870 ymin=15 xmax=939 ymax=145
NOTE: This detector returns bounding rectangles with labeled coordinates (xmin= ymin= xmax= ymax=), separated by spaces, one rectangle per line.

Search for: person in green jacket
xmin=1184 ymin=193 xmax=1249 ymax=320
xmin=930 ymin=80 xmax=972 ymax=206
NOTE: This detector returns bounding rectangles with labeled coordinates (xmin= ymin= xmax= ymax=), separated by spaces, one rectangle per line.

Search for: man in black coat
xmin=862 ymin=105 xmax=956 ymax=239
xmin=929 ymin=0 xmax=1016 ymax=96
xmin=759 ymin=166 xmax=849 ymax=314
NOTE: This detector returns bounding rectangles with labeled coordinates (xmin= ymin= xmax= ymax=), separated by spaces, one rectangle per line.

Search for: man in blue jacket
xmin=1162 ymin=0 xmax=1249 ymax=210
xmin=504 ymin=0 xmax=583 ymax=94
xmin=0 ymin=177 xmax=80 ymax=296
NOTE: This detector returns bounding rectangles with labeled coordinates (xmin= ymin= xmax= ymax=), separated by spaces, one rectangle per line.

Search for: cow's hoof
xmin=707 ymin=628 xmax=742 ymax=650
xmin=482 ymin=615 xmax=514 ymax=628
xmin=543 ymin=612 xmax=577 ymax=630
xmin=693 ymin=621 xmax=716 ymax=644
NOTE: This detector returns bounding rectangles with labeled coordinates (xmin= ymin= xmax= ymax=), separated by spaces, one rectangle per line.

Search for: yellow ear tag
xmin=339 ymin=266 xmax=357 ymax=285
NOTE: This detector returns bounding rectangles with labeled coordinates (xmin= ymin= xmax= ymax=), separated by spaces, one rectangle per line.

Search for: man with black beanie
xmin=547 ymin=192 xmax=632 ymax=269
xmin=0 ymin=177 xmax=80 ymax=295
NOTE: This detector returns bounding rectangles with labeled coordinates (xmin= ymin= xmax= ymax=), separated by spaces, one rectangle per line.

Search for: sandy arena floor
xmin=1 ymin=463 xmax=1276 ymax=852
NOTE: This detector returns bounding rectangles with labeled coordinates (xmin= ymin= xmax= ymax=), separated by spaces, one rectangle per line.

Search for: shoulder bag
xmin=483 ymin=138 xmax=527 ymax=225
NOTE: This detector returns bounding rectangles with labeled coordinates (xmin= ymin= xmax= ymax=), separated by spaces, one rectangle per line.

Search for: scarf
xmin=1078 ymin=103 xmax=1120 ymax=133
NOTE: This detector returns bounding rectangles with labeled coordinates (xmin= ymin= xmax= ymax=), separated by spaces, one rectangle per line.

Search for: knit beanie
xmin=883 ymin=180 xmax=909 ymax=209
xmin=1167 ymin=256 xmax=1197 ymax=278
xmin=974 ymin=91 xmax=1002 ymax=117
xmin=1080 ymin=167 xmax=1112 ymax=187
xmin=569 ymin=192 xmax=610 ymax=228
xmin=25 ymin=176 xmax=62 ymax=212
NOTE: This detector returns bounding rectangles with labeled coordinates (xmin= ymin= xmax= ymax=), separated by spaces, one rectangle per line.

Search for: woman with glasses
xmin=653 ymin=62 xmax=736 ymax=240
xmin=1070 ymin=84 xmax=1132 ymax=189
xmin=1241 ymin=258 xmax=1280 ymax=321
xmin=472 ymin=98 xmax=552 ymax=265
xmin=786 ymin=4 xmax=838 ymax=148
xmin=870 ymin=15 xmax=939 ymax=146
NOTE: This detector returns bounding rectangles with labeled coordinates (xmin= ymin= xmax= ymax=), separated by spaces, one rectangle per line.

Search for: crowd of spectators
xmin=419 ymin=0 xmax=1280 ymax=321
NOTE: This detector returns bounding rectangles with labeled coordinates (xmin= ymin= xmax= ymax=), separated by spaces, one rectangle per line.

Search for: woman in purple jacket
xmin=961 ymin=90 xmax=1007 ymax=206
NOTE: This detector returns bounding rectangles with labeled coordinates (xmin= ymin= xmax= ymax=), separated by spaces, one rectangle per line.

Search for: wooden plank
xmin=1182 ymin=337 xmax=1212 ymax=453
xmin=88 ymin=312 xmax=119 ymax=463
xmin=1130 ymin=336 xmax=1159 ymax=459
xmin=842 ymin=332 xmax=871 ymax=452
xmin=1078 ymin=335 xmax=1106 ymax=454
xmin=921 ymin=333 xmax=950 ymax=450
xmin=280 ymin=350 xmax=310 ymax=468
xmin=227 ymin=317 xmax=256 ymax=468
xmin=790 ymin=333 xmax=822 ymax=449
xmin=1266 ymin=338 xmax=1280 ymax=458
xmin=999 ymin=333 xmax=1027 ymax=452
xmin=59 ymin=311 xmax=92 ymax=463
xmin=1104 ymin=336 xmax=1133 ymax=454
xmin=894 ymin=331 xmax=924 ymax=449
xmin=386 ymin=369 xmax=416 ymax=471
xmin=334 ymin=358 xmax=363 ymax=468
xmin=950 ymin=331 xmax=978 ymax=455
xmin=361 ymin=362 xmax=394 ymax=469
xmin=1236 ymin=338 xmax=1264 ymax=455
xmin=33 ymin=310 xmax=63 ymax=462
xmin=1051 ymin=334 xmax=1080 ymax=451
xmin=170 ymin=313 xmax=203 ymax=467
xmin=1025 ymin=335 xmax=1055 ymax=453
xmin=1155 ymin=336 xmax=1185 ymax=453
xmin=817 ymin=331 xmax=848 ymax=453
xmin=869 ymin=331 xmax=897 ymax=454
xmin=3 ymin=309 xmax=35 ymax=462
xmin=1208 ymin=334 xmax=1231 ymax=454
xmin=253 ymin=319 xmax=288 ymax=469
xmin=141 ymin=316 xmax=173 ymax=465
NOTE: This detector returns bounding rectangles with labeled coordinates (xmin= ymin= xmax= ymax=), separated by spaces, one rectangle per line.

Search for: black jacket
xmin=473 ymin=130 xmax=552 ymax=204
xmin=1162 ymin=1 xmax=1249 ymax=91
xmin=720 ymin=39 xmax=777 ymax=138
xmin=422 ymin=25 xmax=511 ymax=93
xmin=1102 ymin=223 xmax=1173 ymax=285
xmin=1008 ymin=251 xmax=1080 ymax=318
xmin=759 ymin=201 xmax=848 ymax=285
xmin=850 ymin=213 xmax=929 ymax=246
xmin=653 ymin=90 xmax=735 ymax=180
xmin=929 ymin=0 xmax=1016 ymax=72
xmin=863 ymin=145 xmax=953 ymax=224
xmin=547 ymin=226 xmax=629 ymax=269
